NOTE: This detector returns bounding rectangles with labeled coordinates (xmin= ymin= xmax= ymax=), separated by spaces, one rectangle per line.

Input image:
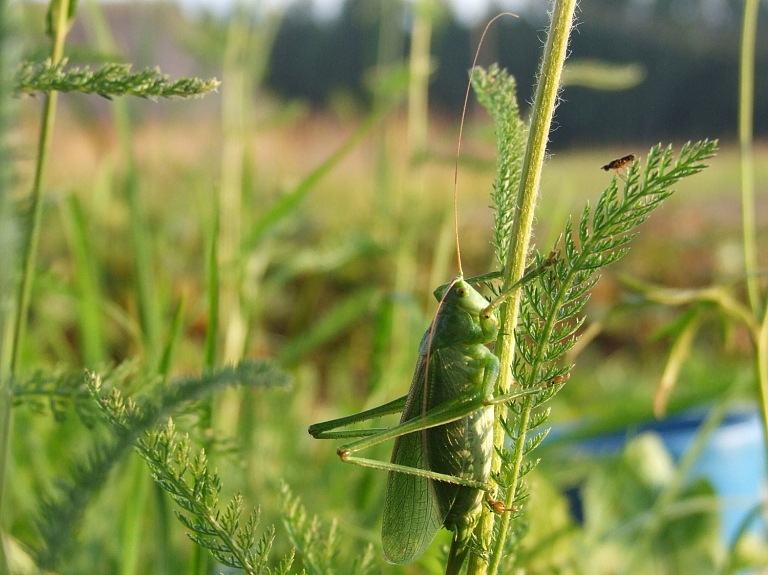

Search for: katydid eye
xmin=456 ymin=288 xmax=466 ymax=297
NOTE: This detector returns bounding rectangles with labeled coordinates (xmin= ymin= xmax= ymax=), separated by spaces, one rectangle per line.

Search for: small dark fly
xmin=601 ymin=153 xmax=636 ymax=174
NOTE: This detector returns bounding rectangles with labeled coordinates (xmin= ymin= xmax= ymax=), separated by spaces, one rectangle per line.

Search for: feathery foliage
xmin=10 ymin=362 xmax=139 ymax=424
xmin=130 ymin=419 xmax=295 ymax=575
xmin=280 ymin=483 xmax=376 ymax=575
xmin=6 ymin=1 xmax=225 ymax=566
xmin=16 ymin=59 xmax=220 ymax=99
xmin=489 ymin=139 xmax=718 ymax=568
xmin=33 ymin=360 xmax=291 ymax=569
xmin=471 ymin=64 xmax=526 ymax=269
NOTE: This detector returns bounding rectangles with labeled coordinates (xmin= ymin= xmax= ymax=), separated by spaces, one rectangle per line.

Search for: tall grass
xmin=0 ymin=1 xmax=18 ymax=571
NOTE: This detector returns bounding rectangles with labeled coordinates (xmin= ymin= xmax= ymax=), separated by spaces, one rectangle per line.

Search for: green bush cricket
xmin=307 ymin=13 xmax=556 ymax=574
xmin=308 ymin=259 xmax=554 ymax=570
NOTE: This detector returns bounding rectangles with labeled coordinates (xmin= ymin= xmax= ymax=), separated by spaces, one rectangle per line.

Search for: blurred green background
xmin=7 ymin=0 xmax=768 ymax=573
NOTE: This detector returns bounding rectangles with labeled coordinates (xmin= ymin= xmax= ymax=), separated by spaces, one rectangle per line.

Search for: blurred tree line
xmin=267 ymin=0 xmax=768 ymax=146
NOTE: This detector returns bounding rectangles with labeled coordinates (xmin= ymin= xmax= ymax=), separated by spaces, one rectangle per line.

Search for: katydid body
xmin=308 ymin=268 xmax=550 ymax=573
xmin=382 ymin=277 xmax=499 ymax=570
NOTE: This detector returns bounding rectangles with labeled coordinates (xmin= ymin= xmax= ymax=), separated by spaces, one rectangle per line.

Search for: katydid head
xmin=442 ymin=279 xmax=500 ymax=338
xmin=439 ymin=278 xmax=494 ymax=316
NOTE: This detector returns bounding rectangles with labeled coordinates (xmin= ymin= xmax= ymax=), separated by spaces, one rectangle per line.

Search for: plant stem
xmin=219 ymin=16 xmax=249 ymax=364
xmin=759 ymin=319 xmax=768 ymax=454
xmin=10 ymin=0 xmax=70 ymax=374
xmin=469 ymin=2 xmax=577 ymax=574
xmin=0 ymin=3 xmax=17 ymax=574
xmin=0 ymin=0 xmax=71 ymax=562
xmin=737 ymin=0 xmax=768 ymax=462
xmin=407 ymin=0 xmax=433 ymax=160
xmin=738 ymin=0 xmax=761 ymax=320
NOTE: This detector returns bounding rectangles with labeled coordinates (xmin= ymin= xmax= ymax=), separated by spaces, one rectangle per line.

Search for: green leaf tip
xmin=471 ymin=64 xmax=526 ymax=269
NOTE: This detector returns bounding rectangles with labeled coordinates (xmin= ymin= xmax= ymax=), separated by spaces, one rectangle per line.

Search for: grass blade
xmin=59 ymin=194 xmax=106 ymax=367
xmin=245 ymin=107 xmax=388 ymax=248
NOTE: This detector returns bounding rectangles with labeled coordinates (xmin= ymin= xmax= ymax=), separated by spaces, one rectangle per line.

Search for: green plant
xmin=0 ymin=0 xmax=402 ymax=571
xmin=15 ymin=59 xmax=219 ymax=98
xmin=280 ymin=483 xmax=376 ymax=575
xmin=605 ymin=1 xmax=766 ymax=569
xmin=21 ymin=360 xmax=289 ymax=570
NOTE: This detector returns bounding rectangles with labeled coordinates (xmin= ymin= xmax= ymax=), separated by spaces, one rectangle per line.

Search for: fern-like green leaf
xmin=280 ymin=482 xmax=376 ymax=575
xmin=33 ymin=360 xmax=290 ymax=570
xmin=471 ymin=64 xmax=526 ymax=268
xmin=491 ymin=140 xmax=717 ymax=568
xmin=16 ymin=59 xmax=220 ymax=99
xmin=137 ymin=419 xmax=293 ymax=575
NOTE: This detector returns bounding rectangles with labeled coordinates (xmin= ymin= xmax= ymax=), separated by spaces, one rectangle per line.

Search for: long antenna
xmin=423 ymin=12 xmax=520 ymax=449
xmin=453 ymin=12 xmax=518 ymax=278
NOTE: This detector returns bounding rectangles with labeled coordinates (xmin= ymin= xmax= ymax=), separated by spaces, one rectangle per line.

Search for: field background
xmin=7 ymin=0 xmax=768 ymax=573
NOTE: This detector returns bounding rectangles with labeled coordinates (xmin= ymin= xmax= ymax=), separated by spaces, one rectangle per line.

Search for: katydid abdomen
xmin=382 ymin=278 xmax=500 ymax=568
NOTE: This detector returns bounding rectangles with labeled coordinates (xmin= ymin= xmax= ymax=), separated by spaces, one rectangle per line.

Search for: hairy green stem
xmin=470 ymin=2 xmax=577 ymax=574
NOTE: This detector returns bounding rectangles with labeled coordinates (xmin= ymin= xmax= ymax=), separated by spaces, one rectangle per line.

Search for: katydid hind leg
xmin=336 ymin=389 xmax=489 ymax=459
xmin=382 ymin=419 xmax=443 ymax=564
xmin=308 ymin=394 xmax=408 ymax=438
